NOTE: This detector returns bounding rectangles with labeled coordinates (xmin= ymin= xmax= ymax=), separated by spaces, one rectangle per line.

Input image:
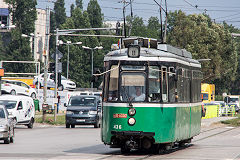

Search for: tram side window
xmin=192 ymin=71 xmax=202 ymax=102
xmin=108 ymin=65 xmax=119 ymax=101
xmin=177 ymin=68 xmax=184 ymax=102
xmin=103 ymin=72 xmax=109 ymax=102
xmin=184 ymin=69 xmax=191 ymax=102
xmin=169 ymin=67 xmax=176 ymax=103
xmin=162 ymin=67 xmax=168 ymax=102
xmin=148 ymin=66 xmax=161 ymax=102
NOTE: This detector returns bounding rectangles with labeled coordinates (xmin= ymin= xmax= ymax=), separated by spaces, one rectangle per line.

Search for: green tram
xmin=101 ymin=38 xmax=202 ymax=153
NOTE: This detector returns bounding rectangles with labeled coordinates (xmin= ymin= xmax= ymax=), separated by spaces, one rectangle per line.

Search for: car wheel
xmin=71 ymin=124 xmax=75 ymax=128
xmin=94 ymin=120 xmax=100 ymax=128
xmin=31 ymin=93 xmax=36 ymax=99
xmin=66 ymin=124 xmax=70 ymax=128
xmin=27 ymin=118 xmax=34 ymax=129
xmin=10 ymin=131 xmax=14 ymax=143
xmin=4 ymin=132 xmax=10 ymax=144
xmin=58 ymin=85 xmax=64 ymax=91
xmin=10 ymin=90 xmax=16 ymax=95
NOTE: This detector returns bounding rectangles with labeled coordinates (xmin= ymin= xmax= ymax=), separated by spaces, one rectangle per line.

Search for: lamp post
xmin=58 ymin=40 xmax=82 ymax=79
xmin=82 ymin=46 xmax=103 ymax=88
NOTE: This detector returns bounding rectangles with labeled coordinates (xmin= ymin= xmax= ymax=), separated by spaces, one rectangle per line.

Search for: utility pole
xmin=163 ymin=0 xmax=168 ymax=43
xmin=43 ymin=6 xmax=50 ymax=121
xmin=54 ymin=28 xmax=59 ymax=122
xmin=123 ymin=0 xmax=127 ymax=38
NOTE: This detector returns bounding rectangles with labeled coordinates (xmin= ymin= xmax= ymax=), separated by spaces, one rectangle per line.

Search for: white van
xmin=0 ymin=95 xmax=35 ymax=128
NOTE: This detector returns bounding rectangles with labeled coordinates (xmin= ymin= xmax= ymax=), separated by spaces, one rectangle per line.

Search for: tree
xmin=167 ymin=10 xmax=238 ymax=95
xmin=3 ymin=0 xmax=36 ymax=74
xmin=147 ymin=16 xmax=160 ymax=39
xmin=59 ymin=8 xmax=101 ymax=88
xmin=76 ymin=0 xmax=83 ymax=10
xmin=127 ymin=15 xmax=147 ymax=37
xmin=87 ymin=0 xmax=102 ymax=28
xmin=5 ymin=0 xmax=37 ymax=34
xmin=70 ymin=4 xmax=75 ymax=17
xmin=54 ymin=0 xmax=66 ymax=28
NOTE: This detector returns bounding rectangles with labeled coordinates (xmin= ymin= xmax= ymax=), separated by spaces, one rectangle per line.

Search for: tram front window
xmin=120 ymin=73 xmax=146 ymax=102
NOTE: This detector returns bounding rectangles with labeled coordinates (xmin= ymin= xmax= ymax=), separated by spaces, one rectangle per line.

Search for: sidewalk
xmin=201 ymin=116 xmax=237 ymax=128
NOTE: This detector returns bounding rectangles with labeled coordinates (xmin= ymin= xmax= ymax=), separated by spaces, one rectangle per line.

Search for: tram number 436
xmin=113 ymin=125 xmax=122 ymax=129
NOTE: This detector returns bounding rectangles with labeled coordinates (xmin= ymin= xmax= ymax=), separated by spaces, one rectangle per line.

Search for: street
xmin=0 ymin=119 xmax=240 ymax=160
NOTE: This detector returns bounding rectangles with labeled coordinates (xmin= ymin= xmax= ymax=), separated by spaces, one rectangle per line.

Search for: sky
xmin=37 ymin=0 xmax=240 ymax=28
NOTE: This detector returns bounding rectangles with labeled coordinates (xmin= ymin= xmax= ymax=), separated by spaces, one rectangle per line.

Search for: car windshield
xmin=0 ymin=108 xmax=5 ymax=118
xmin=69 ymin=97 xmax=96 ymax=107
xmin=202 ymin=93 xmax=208 ymax=100
xmin=0 ymin=100 xmax=17 ymax=109
xmin=230 ymin=98 xmax=239 ymax=103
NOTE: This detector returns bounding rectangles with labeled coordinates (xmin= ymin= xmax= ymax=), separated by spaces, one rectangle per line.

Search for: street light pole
xmin=82 ymin=46 xmax=103 ymax=88
xmin=58 ymin=40 xmax=82 ymax=79
xmin=91 ymin=48 xmax=93 ymax=88
xmin=67 ymin=43 xmax=70 ymax=79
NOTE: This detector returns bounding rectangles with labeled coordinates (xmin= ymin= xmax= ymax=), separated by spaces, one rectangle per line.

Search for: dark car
xmin=65 ymin=95 xmax=102 ymax=128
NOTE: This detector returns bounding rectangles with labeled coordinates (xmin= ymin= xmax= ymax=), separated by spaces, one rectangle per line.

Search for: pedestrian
xmin=57 ymin=92 xmax=60 ymax=114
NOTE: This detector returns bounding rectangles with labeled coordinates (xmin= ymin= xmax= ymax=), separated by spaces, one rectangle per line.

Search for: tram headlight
xmin=128 ymin=118 xmax=136 ymax=126
xmin=128 ymin=108 xmax=136 ymax=116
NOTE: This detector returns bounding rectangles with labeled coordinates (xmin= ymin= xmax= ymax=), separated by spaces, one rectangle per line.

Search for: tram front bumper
xmin=111 ymin=131 xmax=155 ymax=136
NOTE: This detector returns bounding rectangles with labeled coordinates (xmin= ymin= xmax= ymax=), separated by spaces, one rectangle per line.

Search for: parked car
xmin=0 ymin=95 xmax=35 ymax=129
xmin=65 ymin=95 xmax=102 ymax=128
xmin=33 ymin=73 xmax=76 ymax=91
xmin=0 ymin=105 xmax=14 ymax=144
xmin=1 ymin=80 xmax=37 ymax=99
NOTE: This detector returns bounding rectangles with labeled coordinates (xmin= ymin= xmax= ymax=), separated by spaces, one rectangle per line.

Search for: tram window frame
xmin=148 ymin=66 xmax=161 ymax=102
xmin=161 ymin=66 xmax=168 ymax=103
xmin=192 ymin=70 xmax=202 ymax=102
xmin=119 ymin=72 xmax=146 ymax=102
xmin=107 ymin=65 xmax=119 ymax=102
xmin=168 ymin=67 xmax=176 ymax=103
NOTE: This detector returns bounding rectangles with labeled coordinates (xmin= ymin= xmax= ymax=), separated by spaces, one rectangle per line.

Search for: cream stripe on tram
xmin=103 ymin=102 xmax=202 ymax=108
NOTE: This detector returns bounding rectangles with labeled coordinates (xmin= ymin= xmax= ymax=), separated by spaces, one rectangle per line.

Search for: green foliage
xmin=76 ymin=0 xmax=83 ymax=10
xmin=147 ymin=16 xmax=160 ymax=39
xmin=4 ymin=29 xmax=34 ymax=73
xmin=128 ymin=15 xmax=147 ymax=37
xmin=59 ymin=8 xmax=101 ymax=88
xmin=35 ymin=114 xmax=66 ymax=125
xmin=54 ymin=0 xmax=66 ymax=28
xmin=3 ymin=0 xmax=36 ymax=74
xmin=167 ymin=11 xmax=238 ymax=95
xmin=221 ymin=114 xmax=240 ymax=127
xmin=70 ymin=4 xmax=75 ymax=17
xmin=87 ymin=0 xmax=102 ymax=28
xmin=5 ymin=0 xmax=37 ymax=34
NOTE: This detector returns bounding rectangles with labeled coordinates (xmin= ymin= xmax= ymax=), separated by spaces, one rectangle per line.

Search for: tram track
xmin=194 ymin=126 xmax=238 ymax=142
xmin=98 ymin=125 xmax=239 ymax=160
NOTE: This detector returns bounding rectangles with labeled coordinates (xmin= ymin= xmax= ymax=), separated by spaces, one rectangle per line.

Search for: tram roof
xmin=105 ymin=37 xmax=201 ymax=67
xmin=104 ymin=45 xmax=200 ymax=67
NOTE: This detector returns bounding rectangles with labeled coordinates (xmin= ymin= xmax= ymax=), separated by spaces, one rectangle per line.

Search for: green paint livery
xmin=101 ymin=103 xmax=201 ymax=144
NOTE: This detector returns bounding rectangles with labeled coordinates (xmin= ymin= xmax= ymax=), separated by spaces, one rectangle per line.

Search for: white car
xmin=0 ymin=95 xmax=35 ymax=129
xmin=1 ymin=80 xmax=37 ymax=99
xmin=33 ymin=73 xmax=76 ymax=90
xmin=0 ymin=105 xmax=14 ymax=144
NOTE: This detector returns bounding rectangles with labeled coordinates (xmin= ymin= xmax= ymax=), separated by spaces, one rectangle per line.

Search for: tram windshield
xmin=120 ymin=72 xmax=146 ymax=102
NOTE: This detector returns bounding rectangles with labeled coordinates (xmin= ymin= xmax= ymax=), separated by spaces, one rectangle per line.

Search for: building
xmin=0 ymin=0 xmax=12 ymax=29
xmin=0 ymin=0 xmax=47 ymax=62
xmin=33 ymin=8 xmax=47 ymax=62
